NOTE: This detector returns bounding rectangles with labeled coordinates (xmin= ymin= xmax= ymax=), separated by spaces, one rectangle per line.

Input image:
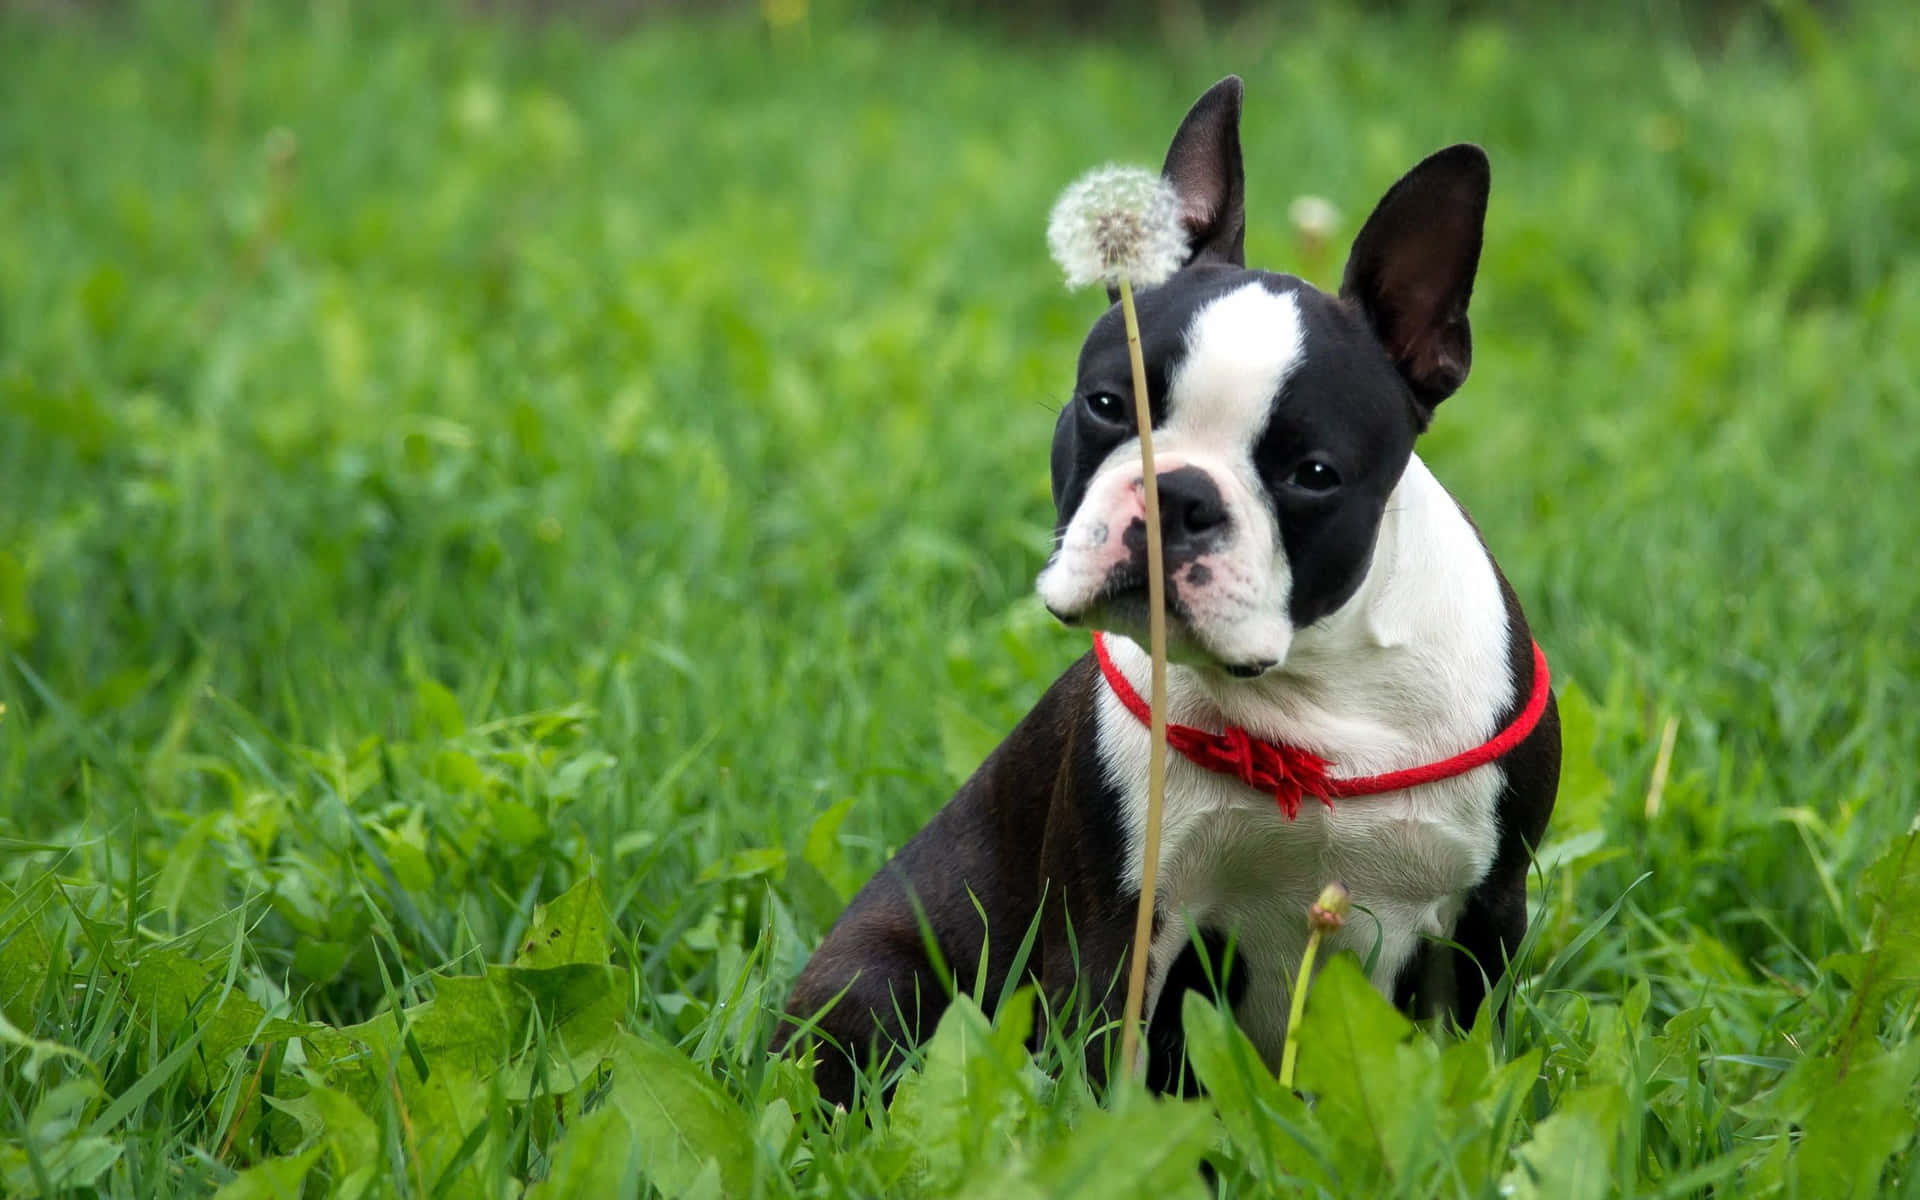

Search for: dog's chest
xmin=1094 ymin=663 xmax=1507 ymax=1068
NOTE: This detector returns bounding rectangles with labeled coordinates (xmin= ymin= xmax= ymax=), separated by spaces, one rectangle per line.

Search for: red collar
xmin=1091 ymin=632 xmax=1552 ymax=819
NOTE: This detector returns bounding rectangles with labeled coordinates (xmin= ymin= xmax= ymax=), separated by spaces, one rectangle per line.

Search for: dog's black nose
xmin=1156 ymin=466 xmax=1229 ymax=553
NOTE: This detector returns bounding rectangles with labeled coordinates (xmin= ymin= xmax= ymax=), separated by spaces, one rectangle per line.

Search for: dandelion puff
xmin=1046 ymin=164 xmax=1188 ymax=291
xmin=1047 ymin=161 xmax=1187 ymax=1081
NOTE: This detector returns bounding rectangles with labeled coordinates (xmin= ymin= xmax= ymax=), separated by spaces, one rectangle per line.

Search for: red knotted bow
xmin=1091 ymin=632 xmax=1552 ymax=818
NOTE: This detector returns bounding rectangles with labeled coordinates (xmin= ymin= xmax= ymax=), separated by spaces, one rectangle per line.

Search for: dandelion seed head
xmin=1047 ymin=164 xmax=1188 ymax=291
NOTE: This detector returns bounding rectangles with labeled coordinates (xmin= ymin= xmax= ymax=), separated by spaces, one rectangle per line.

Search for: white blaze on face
xmin=1038 ymin=283 xmax=1307 ymax=668
xmin=1164 ymin=283 xmax=1305 ymax=453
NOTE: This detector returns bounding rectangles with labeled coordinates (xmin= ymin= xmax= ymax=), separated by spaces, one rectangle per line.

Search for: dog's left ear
xmin=1340 ymin=144 xmax=1490 ymax=418
xmin=1161 ymin=76 xmax=1247 ymax=270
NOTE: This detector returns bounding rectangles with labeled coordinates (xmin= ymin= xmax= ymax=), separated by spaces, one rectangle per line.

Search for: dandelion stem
xmin=1116 ymin=274 xmax=1170 ymax=1082
xmin=1277 ymin=929 xmax=1323 ymax=1090
xmin=1280 ymin=884 xmax=1349 ymax=1090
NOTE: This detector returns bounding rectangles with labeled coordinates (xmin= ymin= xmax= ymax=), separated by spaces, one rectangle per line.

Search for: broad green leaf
xmin=431 ymin=747 xmax=493 ymax=794
xmin=495 ymin=964 xmax=626 ymax=1094
xmin=0 ymin=1135 xmax=122 ymax=1195
xmin=514 ymin=876 xmax=613 ymax=969
xmin=1436 ymin=1035 xmax=1529 ymax=1190
xmin=209 ymin=1144 xmax=322 ymax=1200
xmin=323 ymin=977 xmax=516 ymax=1186
xmin=288 ymin=1059 xmax=468 ymax=1190
xmin=987 ymin=1093 xmax=1215 ymax=1200
xmin=82 ymin=1021 xmax=206 ymax=1151
xmin=885 ymin=992 xmax=1041 ymax=1193
xmin=268 ymin=1082 xmax=381 ymax=1185
xmin=1783 ymin=1038 xmax=1920 ymax=1199
xmin=593 ymin=1030 xmax=756 ymax=1198
xmin=528 ymin=1103 xmax=634 ymax=1197
xmin=696 ymin=846 xmax=787 ymax=886
xmin=120 ymin=947 xmax=328 ymax=1086
xmin=529 ymin=1104 xmax=641 ymax=1199
xmin=413 ymin=674 xmax=466 ymax=738
xmin=1293 ymin=953 xmax=1439 ymax=1187
xmin=680 ymin=1158 xmax=727 ymax=1200
xmin=330 ymin=973 xmax=511 ymax=1083
xmin=316 ymin=952 xmax=628 ymax=1190
xmin=0 ymin=1008 xmax=94 ymax=1084
xmin=311 ymin=1083 xmax=381 ymax=1173
xmin=1437 ymin=1033 xmax=1492 ymax=1108
xmin=1179 ymin=991 xmax=1332 ymax=1191
xmin=292 ymin=939 xmax=352 ymax=983
xmin=0 ymin=878 xmax=57 ymax=1027
xmin=2 ymin=1079 xmax=109 ymax=1192
xmin=753 ymin=1097 xmax=795 ymax=1162
xmin=1582 ymin=987 xmax=1644 ymax=1089
xmin=801 ymin=795 xmax=860 ymax=901
xmin=1821 ymin=833 xmax=1920 ymax=1061
xmin=1477 ymin=1048 xmax=1544 ymax=1182
xmin=1502 ymin=1085 xmax=1626 ymax=1200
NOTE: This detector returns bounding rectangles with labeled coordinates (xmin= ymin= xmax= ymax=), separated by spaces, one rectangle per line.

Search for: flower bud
xmin=1307 ymin=882 xmax=1351 ymax=934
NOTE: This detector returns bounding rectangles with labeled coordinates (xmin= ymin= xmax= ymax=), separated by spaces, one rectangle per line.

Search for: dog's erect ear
xmin=1340 ymin=144 xmax=1490 ymax=417
xmin=1161 ymin=76 xmax=1247 ymax=270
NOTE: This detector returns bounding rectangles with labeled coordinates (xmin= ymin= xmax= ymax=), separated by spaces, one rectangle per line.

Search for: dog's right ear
xmin=1339 ymin=144 xmax=1490 ymax=415
xmin=1161 ymin=76 xmax=1246 ymax=270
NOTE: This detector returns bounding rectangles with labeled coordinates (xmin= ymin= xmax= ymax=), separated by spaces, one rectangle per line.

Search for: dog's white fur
xmin=1089 ymin=298 xmax=1515 ymax=1066
xmin=1100 ymin=453 xmax=1512 ymax=1065
xmin=1038 ymin=280 xmax=1517 ymax=1066
xmin=1037 ymin=285 xmax=1305 ymax=670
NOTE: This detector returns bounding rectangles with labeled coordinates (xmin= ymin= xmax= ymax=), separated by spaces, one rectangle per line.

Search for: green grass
xmin=3 ymin=0 xmax=1918 ymax=1195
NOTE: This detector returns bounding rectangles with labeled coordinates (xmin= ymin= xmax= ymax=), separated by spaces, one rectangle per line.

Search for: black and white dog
xmin=775 ymin=77 xmax=1560 ymax=1107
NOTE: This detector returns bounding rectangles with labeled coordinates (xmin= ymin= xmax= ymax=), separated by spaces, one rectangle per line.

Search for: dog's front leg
xmin=772 ymin=867 xmax=951 ymax=1110
xmin=1037 ymin=789 xmax=1139 ymax=1091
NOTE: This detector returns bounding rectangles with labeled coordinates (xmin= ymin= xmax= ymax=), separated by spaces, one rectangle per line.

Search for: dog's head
xmin=1036 ymin=77 xmax=1490 ymax=677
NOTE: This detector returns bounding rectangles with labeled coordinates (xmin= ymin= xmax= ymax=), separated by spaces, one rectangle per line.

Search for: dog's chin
xmin=1047 ymin=585 xmax=1288 ymax=680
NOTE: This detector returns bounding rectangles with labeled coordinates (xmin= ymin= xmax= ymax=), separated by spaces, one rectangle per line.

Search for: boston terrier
xmin=774 ymin=76 xmax=1560 ymax=1108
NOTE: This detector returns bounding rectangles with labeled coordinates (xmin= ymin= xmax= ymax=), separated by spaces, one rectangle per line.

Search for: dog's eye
xmin=1082 ymin=392 xmax=1127 ymax=424
xmin=1290 ymin=460 xmax=1342 ymax=492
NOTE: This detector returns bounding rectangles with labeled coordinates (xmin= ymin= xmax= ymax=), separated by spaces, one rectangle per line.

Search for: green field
xmin=4 ymin=1 xmax=1918 ymax=1195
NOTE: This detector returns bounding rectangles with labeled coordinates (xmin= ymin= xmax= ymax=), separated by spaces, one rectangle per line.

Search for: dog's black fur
xmin=773 ymin=77 xmax=1559 ymax=1110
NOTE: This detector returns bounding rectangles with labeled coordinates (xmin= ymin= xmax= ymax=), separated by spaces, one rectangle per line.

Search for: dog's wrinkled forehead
xmin=1073 ymin=267 xmax=1412 ymax=454
xmin=1051 ymin=263 xmax=1423 ymax=543
xmin=1073 ymin=266 xmax=1289 ymax=404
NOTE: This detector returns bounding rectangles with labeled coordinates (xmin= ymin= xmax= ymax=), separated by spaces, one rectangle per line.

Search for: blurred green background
xmin=2 ymin=0 xmax=1917 ymax=1194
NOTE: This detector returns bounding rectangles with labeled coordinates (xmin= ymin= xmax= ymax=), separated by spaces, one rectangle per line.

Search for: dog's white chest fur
xmin=1093 ymin=455 xmax=1513 ymax=1067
